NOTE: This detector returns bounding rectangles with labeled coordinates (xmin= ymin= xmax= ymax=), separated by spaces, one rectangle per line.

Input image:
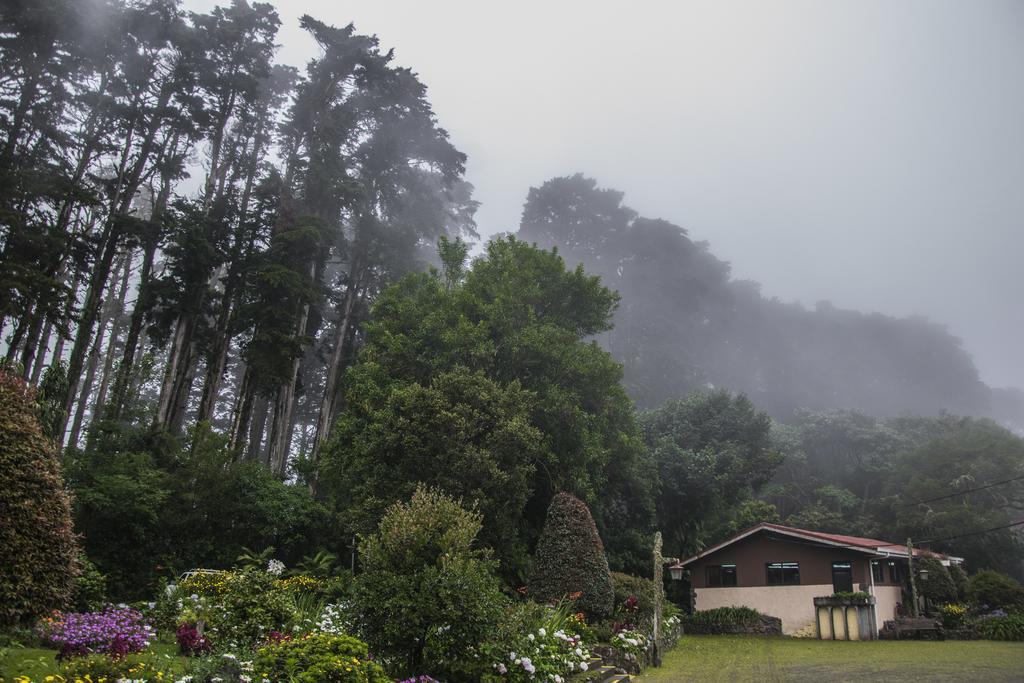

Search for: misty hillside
xmin=518 ymin=174 xmax=1024 ymax=428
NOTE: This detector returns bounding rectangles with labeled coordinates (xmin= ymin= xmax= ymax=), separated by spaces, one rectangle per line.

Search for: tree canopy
xmin=320 ymin=236 xmax=655 ymax=578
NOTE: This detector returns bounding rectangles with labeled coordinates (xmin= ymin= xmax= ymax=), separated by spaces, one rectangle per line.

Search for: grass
xmin=638 ymin=635 xmax=1024 ymax=682
xmin=0 ymin=641 xmax=184 ymax=682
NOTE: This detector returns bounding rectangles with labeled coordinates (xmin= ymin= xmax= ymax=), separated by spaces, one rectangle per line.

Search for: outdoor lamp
xmin=669 ymin=565 xmax=684 ymax=581
xmin=919 ymin=568 xmax=929 ymax=580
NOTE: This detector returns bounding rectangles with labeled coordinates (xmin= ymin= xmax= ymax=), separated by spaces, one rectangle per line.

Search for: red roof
xmin=671 ymin=521 xmax=962 ymax=567
xmin=760 ymin=523 xmax=895 ymax=549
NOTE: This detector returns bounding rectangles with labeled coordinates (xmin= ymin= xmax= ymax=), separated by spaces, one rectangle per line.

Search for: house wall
xmin=695 ymin=584 xmax=829 ymax=634
xmin=689 ymin=531 xmax=903 ymax=635
xmin=689 ymin=533 xmax=873 ymax=588
xmin=872 ymin=585 xmax=902 ymax=626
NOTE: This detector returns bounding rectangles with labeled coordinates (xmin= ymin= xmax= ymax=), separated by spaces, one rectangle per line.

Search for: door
xmin=832 ymin=562 xmax=854 ymax=593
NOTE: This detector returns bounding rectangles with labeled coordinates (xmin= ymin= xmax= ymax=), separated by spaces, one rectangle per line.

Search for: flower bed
xmin=38 ymin=606 xmax=155 ymax=659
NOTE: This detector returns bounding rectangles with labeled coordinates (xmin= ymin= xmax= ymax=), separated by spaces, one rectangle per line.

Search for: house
xmin=669 ymin=522 xmax=962 ymax=635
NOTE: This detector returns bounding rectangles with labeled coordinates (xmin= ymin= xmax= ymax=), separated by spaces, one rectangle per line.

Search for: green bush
xmin=163 ymin=568 xmax=297 ymax=649
xmin=352 ymin=485 xmax=507 ymax=680
xmin=683 ymin=606 xmax=777 ymax=635
xmin=529 ymin=492 xmax=614 ymax=621
xmin=611 ymin=572 xmax=656 ymax=628
xmin=61 ymin=652 xmax=182 ymax=681
xmin=949 ymin=564 xmax=969 ymax=601
xmin=254 ymin=632 xmax=390 ymax=683
xmin=72 ymin=554 xmax=109 ymax=612
xmin=0 ymin=369 xmax=79 ymax=627
xmin=915 ymin=557 xmax=958 ymax=605
xmin=966 ymin=570 xmax=1024 ymax=610
xmin=936 ymin=603 xmax=968 ymax=629
xmin=976 ymin=614 xmax=1024 ymax=641
xmin=480 ymin=600 xmax=594 ymax=683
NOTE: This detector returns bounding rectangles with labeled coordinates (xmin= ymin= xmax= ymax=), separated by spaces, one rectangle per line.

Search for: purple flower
xmin=41 ymin=606 xmax=154 ymax=660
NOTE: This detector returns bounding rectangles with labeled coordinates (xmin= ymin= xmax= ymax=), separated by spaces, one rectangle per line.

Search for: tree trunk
xmin=108 ymin=161 xmax=174 ymax=420
xmin=61 ymin=78 xmax=175 ymax=439
xmin=196 ymin=117 xmax=266 ymax=425
xmin=228 ymin=363 xmax=254 ymax=453
xmin=29 ymin=317 xmax=53 ymax=384
xmin=248 ymin=396 xmax=269 ymax=463
xmin=154 ymin=314 xmax=193 ymax=430
xmin=92 ymin=251 xmax=133 ymax=417
xmin=67 ymin=255 xmax=127 ymax=447
xmin=17 ymin=307 xmax=46 ymax=380
xmin=311 ymin=275 xmax=364 ymax=463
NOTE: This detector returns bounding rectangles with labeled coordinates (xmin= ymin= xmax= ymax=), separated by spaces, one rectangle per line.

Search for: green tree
xmin=320 ymin=236 xmax=654 ymax=576
xmin=0 ymin=369 xmax=79 ymax=625
xmin=914 ymin=556 xmax=958 ymax=606
xmin=352 ymin=486 xmax=507 ymax=680
xmin=877 ymin=418 xmax=1024 ymax=577
xmin=529 ymin=492 xmax=614 ymax=620
xmin=642 ymin=390 xmax=781 ymax=557
xmin=325 ymin=367 xmax=540 ymax=577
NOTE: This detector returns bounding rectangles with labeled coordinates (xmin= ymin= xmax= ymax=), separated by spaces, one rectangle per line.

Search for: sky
xmin=185 ymin=0 xmax=1024 ymax=389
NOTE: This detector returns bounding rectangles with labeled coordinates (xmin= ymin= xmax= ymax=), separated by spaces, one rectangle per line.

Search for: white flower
xmin=553 ymin=676 xmax=562 ymax=683
xmin=267 ymin=559 xmax=285 ymax=575
xmin=538 ymin=627 xmax=546 ymax=637
xmin=496 ymin=663 xmax=507 ymax=674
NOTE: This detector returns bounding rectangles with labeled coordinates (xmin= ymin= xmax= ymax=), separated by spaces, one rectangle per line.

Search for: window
xmin=766 ymin=562 xmax=800 ymax=585
xmin=871 ymin=561 xmax=885 ymax=583
xmin=888 ymin=560 xmax=903 ymax=583
xmin=707 ymin=564 xmax=737 ymax=587
xmin=832 ymin=562 xmax=854 ymax=593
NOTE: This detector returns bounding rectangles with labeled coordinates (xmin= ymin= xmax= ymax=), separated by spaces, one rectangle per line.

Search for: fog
xmin=180 ymin=0 xmax=1023 ymax=390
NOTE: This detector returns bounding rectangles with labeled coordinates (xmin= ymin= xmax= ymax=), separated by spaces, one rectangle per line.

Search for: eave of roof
xmin=670 ymin=522 xmax=961 ymax=568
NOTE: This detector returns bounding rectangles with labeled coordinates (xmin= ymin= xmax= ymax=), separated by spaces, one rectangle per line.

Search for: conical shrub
xmin=530 ymin=492 xmax=614 ymax=619
xmin=0 ymin=369 xmax=79 ymax=626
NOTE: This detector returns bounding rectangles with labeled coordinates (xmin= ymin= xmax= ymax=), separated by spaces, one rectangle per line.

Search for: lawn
xmin=638 ymin=635 xmax=1024 ymax=682
xmin=0 ymin=641 xmax=185 ymax=682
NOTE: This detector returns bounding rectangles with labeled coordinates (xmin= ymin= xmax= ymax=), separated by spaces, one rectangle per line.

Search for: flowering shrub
xmin=254 ymin=632 xmax=390 ymax=682
xmin=936 ymin=603 xmax=968 ymax=629
xmin=484 ymin=601 xmax=593 ymax=683
xmin=182 ymin=651 xmax=255 ymax=683
xmin=316 ymin=602 xmax=356 ymax=635
xmin=40 ymin=606 xmax=154 ymax=659
xmin=612 ymin=629 xmax=649 ymax=664
xmin=278 ymin=575 xmax=323 ymax=593
xmin=164 ymin=569 xmax=297 ymax=649
xmin=178 ymin=571 xmax=229 ymax=597
xmin=58 ymin=651 xmax=182 ymax=682
xmin=175 ymin=622 xmax=213 ymax=655
xmin=610 ymin=572 xmax=656 ymax=631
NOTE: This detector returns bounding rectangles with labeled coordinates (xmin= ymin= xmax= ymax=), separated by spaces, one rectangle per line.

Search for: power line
xmin=898 ymin=473 xmax=1024 ymax=509
xmin=917 ymin=519 xmax=1024 ymax=545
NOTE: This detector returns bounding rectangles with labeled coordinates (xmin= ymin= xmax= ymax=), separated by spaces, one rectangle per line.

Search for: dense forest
xmin=518 ymin=174 xmax=1024 ymax=427
xmin=1 ymin=0 xmax=1023 ymax=604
